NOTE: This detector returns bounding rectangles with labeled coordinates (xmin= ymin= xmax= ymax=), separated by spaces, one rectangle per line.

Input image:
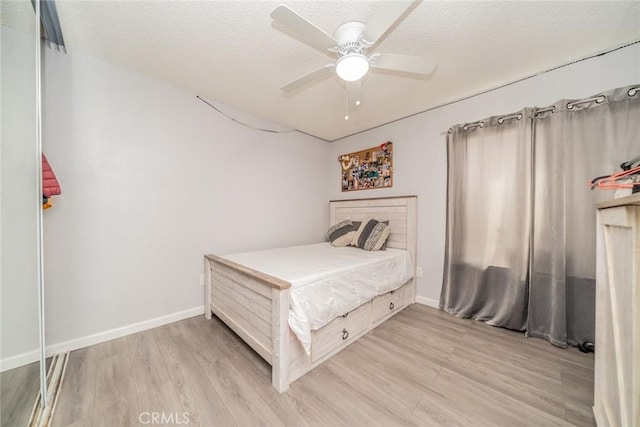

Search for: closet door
xmin=0 ymin=1 xmax=45 ymax=425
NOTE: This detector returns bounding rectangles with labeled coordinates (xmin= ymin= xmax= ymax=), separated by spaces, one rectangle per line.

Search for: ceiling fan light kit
xmin=334 ymin=21 xmax=370 ymax=82
xmin=336 ymin=53 xmax=370 ymax=82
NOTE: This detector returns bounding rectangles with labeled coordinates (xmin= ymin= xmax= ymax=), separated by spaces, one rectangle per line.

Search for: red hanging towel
xmin=42 ymin=153 xmax=61 ymax=197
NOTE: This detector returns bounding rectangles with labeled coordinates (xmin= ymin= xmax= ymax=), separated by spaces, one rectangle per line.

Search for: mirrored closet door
xmin=1 ymin=1 xmax=46 ymax=425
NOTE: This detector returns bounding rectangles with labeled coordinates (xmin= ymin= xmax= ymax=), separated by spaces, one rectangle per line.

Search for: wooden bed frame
xmin=204 ymin=196 xmax=417 ymax=392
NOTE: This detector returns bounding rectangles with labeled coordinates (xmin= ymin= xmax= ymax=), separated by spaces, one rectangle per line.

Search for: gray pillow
xmin=327 ymin=220 xmax=356 ymax=247
xmin=352 ymin=220 xmax=389 ymax=250
xmin=352 ymin=219 xmax=391 ymax=251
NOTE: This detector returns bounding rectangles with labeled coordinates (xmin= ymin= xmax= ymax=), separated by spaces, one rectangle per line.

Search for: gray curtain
xmin=441 ymin=84 xmax=640 ymax=347
xmin=528 ymin=86 xmax=640 ymax=346
xmin=441 ymin=109 xmax=533 ymax=331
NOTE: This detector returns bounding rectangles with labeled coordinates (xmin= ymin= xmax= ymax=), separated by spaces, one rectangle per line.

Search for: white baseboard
xmin=415 ymin=296 xmax=440 ymax=308
xmin=0 ymin=350 xmax=40 ymax=373
xmin=3 ymin=298 xmax=441 ymax=372
xmin=0 ymin=306 xmax=204 ymax=372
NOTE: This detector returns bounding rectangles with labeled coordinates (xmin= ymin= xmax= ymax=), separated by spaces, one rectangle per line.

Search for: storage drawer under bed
xmin=371 ymin=283 xmax=411 ymax=324
xmin=311 ymin=302 xmax=370 ymax=362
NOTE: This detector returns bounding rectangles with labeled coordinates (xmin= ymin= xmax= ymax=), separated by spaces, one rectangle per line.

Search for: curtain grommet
xmin=463 ymin=121 xmax=484 ymax=131
xmin=567 ymin=95 xmax=605 ymax=110
xmin=498 ymin=113 xmax=523 ymax=124
xmin=534 ymin=106 xmax=555 ymax=117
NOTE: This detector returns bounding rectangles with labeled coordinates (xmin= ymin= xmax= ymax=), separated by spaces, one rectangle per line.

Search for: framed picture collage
xmin=340 ymin=142 xmax=393 ymax=192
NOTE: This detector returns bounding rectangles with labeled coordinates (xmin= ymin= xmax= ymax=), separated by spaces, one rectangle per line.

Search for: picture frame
xmin=339 ymin=142 xmax=393 ymax=192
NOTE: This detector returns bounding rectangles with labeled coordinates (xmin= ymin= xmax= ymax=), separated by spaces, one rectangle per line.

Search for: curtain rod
xmin=454 ymin=84 xmax=639 ymax=132
xmin=534 ymin=106 xmax=555 ymax=117
xmin=566 ymin=95 xmax=605 ymax=110
xmin=445 ymin=84 xmax=640 ymax=132
xmin=497 ymin=113 xmax=523 ymax=124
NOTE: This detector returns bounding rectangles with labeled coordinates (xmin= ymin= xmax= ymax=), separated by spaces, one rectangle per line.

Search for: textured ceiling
xmin=12 ymin=1 xmax=640 ymax=141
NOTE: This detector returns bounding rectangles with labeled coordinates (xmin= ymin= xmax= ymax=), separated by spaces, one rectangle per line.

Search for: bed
xmin=204 ymin=196 xmax=417 ymax=392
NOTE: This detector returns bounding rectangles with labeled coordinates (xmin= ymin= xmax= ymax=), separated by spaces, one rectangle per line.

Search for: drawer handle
xmin=389 ymin=302 xmax=395 ymax=311
xmin=342 ymin=328 xmax=349 ymax=340
xmin=390 ymin=290 xmax=395 ymax=294
xmin=342 ymin=312 xmax=349 ymax=318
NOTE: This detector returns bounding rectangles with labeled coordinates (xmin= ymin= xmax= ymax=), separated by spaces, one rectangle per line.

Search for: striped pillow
xmin=352 ymin=219 xmax=391 ymax=251
xmin=327 ymin=220 xmax=356 ymax=247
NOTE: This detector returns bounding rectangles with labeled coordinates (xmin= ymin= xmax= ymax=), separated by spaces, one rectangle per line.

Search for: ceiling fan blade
xmin=281 ymin=64 xmax=335 ymax=93
xmin=370 ymin=53 xmax=436 ymax=76
xmin=271 ymin=5 xmax=337 ymax=50
xmin=361 ymin=0 xmax=414 ymax=45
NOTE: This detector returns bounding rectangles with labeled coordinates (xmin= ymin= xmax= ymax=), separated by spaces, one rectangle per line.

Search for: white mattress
xmin=222 ymin=242 xmax=414 ymax=353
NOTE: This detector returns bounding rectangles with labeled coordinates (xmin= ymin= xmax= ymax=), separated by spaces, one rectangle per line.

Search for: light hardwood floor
xmin=1 ymin=361 xmax=40 ymax=427
xmin=52 ymin=304 xmax=595 ymax=427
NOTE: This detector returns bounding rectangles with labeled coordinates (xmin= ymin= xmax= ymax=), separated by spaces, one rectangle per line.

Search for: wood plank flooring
xmin=52 ymin=304 xmax=595 ymax=426
xmin=1 ymin=361 xmax=40 ymax=427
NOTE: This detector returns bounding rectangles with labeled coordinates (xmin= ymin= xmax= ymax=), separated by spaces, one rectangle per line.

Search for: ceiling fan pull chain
xmin=345 ymin=88 xmax=350 ymax=120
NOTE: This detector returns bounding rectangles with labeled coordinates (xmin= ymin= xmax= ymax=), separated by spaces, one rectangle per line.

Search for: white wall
xmin=327 ymin=44 xmax=640 ymax=306
xmin=39 ymin=40 xmax=640 ymax=352
xmin=42 ymin=48 xmax=328 ymax=348
xmin=0 ymin=25 xmax=40 ymax=365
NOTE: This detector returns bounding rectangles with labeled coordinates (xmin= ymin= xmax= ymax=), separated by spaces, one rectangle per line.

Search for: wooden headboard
xmin=329 ymin=196 xmax=417 ymax=268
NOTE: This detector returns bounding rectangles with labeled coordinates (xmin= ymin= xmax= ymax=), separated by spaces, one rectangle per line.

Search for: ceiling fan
xmin=271 ymin=1 xmax=436 ymax=116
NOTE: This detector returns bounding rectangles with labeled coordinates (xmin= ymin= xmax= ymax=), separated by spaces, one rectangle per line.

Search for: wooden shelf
xmin=596 ymin=192 xmax=640 ymax=209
